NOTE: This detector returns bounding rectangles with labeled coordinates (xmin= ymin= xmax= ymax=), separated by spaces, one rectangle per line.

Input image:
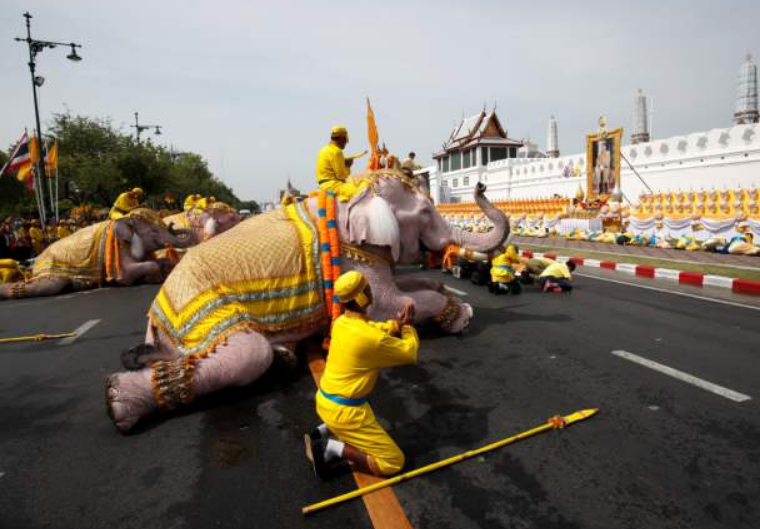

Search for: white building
xmin=423 ymin=54 xmax=760 ymax=205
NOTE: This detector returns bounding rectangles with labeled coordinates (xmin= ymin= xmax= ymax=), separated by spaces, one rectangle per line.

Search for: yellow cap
xmin=334 ymin=271 xmax=368 ymax=305
xmin=505 ymin=245 xmax=519 ymax=260
xmin=331 ymin=126 xmax=348 ymax=139
xmin=132 ymin=187 xmax=144 ymax=195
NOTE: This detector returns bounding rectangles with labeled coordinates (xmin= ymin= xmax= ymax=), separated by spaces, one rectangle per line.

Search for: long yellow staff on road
xmin=303 ymin=408 xmax=599 ymax=515
xmin=0 ymin=332 xmax=77 ymax=344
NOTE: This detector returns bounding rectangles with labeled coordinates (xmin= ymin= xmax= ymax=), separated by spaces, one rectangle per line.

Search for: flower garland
xmin=316 ymin=190 xmax=342 ymax=326
xmin=104 ymin=223 xmax=121 ymax=283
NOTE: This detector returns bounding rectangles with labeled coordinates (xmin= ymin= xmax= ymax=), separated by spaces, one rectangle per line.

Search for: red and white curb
xmin=520 ymin=249 xmax=760 ymax=297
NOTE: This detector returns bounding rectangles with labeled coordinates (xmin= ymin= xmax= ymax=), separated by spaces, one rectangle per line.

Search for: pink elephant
xmin=106 ymin=171 xmax=508 ymax=433
xmin=163 ymin=202 xmax=241 ymax=245
xmin=0 ymin=209 xmax=196 ymax=300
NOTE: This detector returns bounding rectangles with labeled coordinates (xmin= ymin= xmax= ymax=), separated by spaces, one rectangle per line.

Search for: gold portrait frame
xmin=586 ymin=127 xmax=623 ymax=201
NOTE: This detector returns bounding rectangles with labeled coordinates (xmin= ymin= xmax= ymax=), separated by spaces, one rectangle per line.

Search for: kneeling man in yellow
xmin=539 ymin=259 xmax=576 ymax=293
xmin=109 ymin=188 xmax=144 ymax=220
xmin=316 ymin=126 xmax=362 ymax=202
xmin=305 ymin=271 xmax=419 ymax=479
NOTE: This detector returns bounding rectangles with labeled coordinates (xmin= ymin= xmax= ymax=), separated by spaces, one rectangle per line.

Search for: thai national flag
xmin=0 ymin=132 xmax=31 ymax=178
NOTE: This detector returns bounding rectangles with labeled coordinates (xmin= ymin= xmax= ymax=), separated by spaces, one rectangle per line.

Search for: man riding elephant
xmin=0 ymin=208 xmax=195 ymax=300
xmin=162 ymin=200 xmax=241 ymax=244
xmin=106 ymin=169 xmax=509 ymax=433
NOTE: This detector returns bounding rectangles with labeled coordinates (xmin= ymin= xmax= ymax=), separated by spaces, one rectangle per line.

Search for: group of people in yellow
xmin=183 ymin=194 xmax=217 ymax=213
xmin=304 ymin=250 xmax=574 ymax=480
xmin=489 ymin=245 xmax=576 ymax=294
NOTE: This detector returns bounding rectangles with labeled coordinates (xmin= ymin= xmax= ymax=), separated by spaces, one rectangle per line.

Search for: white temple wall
xmin=431 ymin=123 xmax=760 ymax=204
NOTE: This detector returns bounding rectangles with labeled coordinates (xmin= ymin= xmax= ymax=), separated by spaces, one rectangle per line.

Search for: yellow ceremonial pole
xmin=0 ymin=332 xmax=77 ymax=344
xmin=302 ymin=408 xmax=599 ymax=515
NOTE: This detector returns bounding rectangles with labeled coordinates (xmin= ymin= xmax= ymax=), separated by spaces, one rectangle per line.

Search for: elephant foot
xmin=433 ymin=295 xmax=473 ymax=334
xmin=106 ymin=370 xmax=156 ymax=433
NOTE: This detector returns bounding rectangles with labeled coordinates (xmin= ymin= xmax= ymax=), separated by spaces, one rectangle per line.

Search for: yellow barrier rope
xmin=0 ymin=332 xmax=77 ymax=344
xmin=302 ymin=408 xmax=599 ymax=515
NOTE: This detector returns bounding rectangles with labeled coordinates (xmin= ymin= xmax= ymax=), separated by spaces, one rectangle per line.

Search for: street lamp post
xmin=131 ymin=112 xmax=162 ymax=143
xmin=14 ymin=11 xmax=82 ymax=223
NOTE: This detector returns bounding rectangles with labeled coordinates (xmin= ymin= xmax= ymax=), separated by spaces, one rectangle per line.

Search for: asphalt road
xmin=0 ymin=269 xmax=758 ymax=529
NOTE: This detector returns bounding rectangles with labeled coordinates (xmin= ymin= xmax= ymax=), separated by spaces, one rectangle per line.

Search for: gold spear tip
xmin=563 ymin=408 xmax=600 ymax=425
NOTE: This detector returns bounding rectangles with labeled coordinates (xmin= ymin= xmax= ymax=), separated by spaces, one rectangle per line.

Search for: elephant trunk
xmin=451 ymin=183 xmax=510 ymax=252
xmin=165 ymin=227 xmax=196 ymax=248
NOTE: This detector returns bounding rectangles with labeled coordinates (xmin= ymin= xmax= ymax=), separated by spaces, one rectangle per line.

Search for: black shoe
xmin=304 ymin=434 xmax=332 ymax=480
xmin=308 ymin=427 xmax=323 ymax=441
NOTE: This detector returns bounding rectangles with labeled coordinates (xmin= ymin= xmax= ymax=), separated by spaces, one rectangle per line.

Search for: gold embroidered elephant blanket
xmin=148 ymin=202 xmax=327 ymax=357
xmin=32 ymin=221 xmax=110 ymax=285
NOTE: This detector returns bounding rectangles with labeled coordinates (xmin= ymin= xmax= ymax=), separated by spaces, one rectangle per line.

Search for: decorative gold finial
xmin=575 ymin=183 xmax=585 ymax=202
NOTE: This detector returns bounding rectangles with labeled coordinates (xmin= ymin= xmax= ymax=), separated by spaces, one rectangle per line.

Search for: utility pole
xmin=15 ymin=11 xmax=83 ymax=223
xmin=131 ymin=111 xmax=162 ymax=143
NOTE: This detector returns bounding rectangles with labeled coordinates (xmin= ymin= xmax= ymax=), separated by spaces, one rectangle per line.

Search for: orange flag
xmin=366 ymin=98 xmax=381 ymax=170
xmin=29 ymin=135 xmax=41 ymax=164
xmin=45 ymin=140 xmax=58 ymax=177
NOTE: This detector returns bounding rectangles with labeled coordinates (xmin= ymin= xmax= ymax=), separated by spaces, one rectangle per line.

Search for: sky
xmin=2 ymin=0 xmax=759 ymax=203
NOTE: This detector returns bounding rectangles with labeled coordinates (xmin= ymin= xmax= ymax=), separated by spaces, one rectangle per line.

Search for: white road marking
xmin=575 ymin=272 xmax=760 ymax=312
xmin=444 ymin=285 xmax=468 ymax=296
xmin=58 ymin=319 xmax=102 ymax=345
xmin=612 ymin=350 xmax=752 ymax=403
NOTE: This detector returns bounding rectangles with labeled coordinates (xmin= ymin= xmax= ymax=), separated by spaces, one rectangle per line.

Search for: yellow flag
xmin=29 ymin=136 xmax=41 ymax=164
xmin=16 ymin=162 xmax=32 ymax=183
xmin=45 ymin=141 xmax=58 ymax=177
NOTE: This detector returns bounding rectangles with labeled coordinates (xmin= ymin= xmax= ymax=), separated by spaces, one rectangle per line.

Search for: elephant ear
xmin=203 ymin=216 xmax=218 ymax=240
xmin=345 ymin=187 xmax=400 ymax=262
xmin=114 ymin=218 xmax=146 ymax=260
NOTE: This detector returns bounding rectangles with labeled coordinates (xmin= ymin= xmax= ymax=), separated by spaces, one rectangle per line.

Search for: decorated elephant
xmin=106 ymin=170 xmax=509 ymax=432
xmin=0 ymin=209 xmax=195 ymax=300
xmin=163 ymin=201 xmax=241 ymax=244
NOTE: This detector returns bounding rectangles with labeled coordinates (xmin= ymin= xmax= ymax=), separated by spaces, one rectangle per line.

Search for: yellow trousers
xmin=316 ymin=391 xmax=404 ymax=476
xmin=318 ymin=178 xmax=363 ymax=203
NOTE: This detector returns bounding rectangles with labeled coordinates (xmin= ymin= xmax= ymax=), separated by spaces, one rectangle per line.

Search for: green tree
xmin=1 ymin=112 xmax=244 ymax=217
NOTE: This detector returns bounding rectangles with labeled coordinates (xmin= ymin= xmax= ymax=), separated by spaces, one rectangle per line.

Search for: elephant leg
xmin=401 ymin=289 xmax=473 ymax=334
xmin=118 ymin=260 xmax=171 ymax=286
xmin=0 ymin=277 xmax=71 ymax=300
xmin=394 ymin=275 xmax=443 ymax=293
xmin=107 ymin=331 xmax=274 ymax=433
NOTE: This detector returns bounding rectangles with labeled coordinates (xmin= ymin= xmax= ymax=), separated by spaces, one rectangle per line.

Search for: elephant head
xmin=341 ymin=170 xmax=509 ymax=264
xmin=199 ymin=202 xmax=241 ymax=240
xmin=116 ymin=209 xmax=196 ymax=260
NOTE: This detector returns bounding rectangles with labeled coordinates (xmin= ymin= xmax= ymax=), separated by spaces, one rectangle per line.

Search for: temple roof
xmin=434 ymin=110 xmax=523 ymax=158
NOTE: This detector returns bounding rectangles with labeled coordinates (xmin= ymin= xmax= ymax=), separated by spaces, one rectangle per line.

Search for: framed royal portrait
xmin=586 ymin=127 xmax=623 ymax=201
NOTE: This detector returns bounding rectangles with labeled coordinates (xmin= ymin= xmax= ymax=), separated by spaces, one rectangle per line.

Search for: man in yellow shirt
xmin=490 ymin=245 xmax=522 ymax=295
xmin=109 ymin=188 xmax=144 ymax=220
xmin=316 ymin=126 xmax=361 ymax=202
xmin=184 ymin=194 xmax=201 ymax=212
xmin=56 ymin=220 xmax=72 ymax=240
xmin=29 ymin=220 xmax=45 ymax=257
xmin=539 ymin=260 xmax=576 ymax=293
xmin=305 ymin=271 xmax=419 ymax=479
